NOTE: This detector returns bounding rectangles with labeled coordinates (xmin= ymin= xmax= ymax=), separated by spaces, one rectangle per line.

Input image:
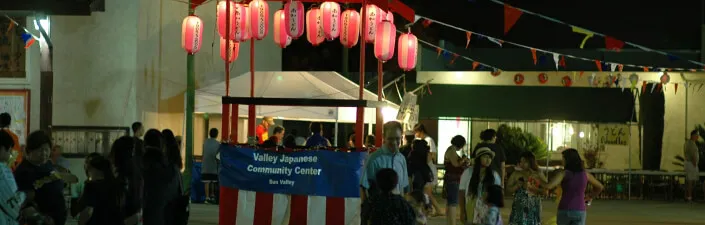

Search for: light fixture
xmin=579 ymin=131 xmax=585 ymax=138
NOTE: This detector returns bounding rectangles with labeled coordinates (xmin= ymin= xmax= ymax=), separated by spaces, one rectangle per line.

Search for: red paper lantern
xmin=538 ymin=73 xmax=548 ymax=84
xmin=361 ymin=4 xmax=383 ymax=43
xmin=181 ymin=15 xmax=204 ymax=54
xmin=273 ymin=10 xmax=292 ymax=48
xmin=339 ymin=9 xmax=360 ymax=48
xmin=306 ymin=8 xmax=324 ymax=46
xmin=373 ymin=20 xmax=396 ymax=61
xmin=321 ymin=2 xmax=341 ymax=40
xmin=232 ymin=3 xmax=250 ymax=42
xmin=216 ymin=1 xmax=236 ymax=38
xmin=562 ymin=75 xmax=572 ymax=87
xmin=514 ymin=73 xmax=524 ymax=85
xmin=284 ymin=1 xmax=305 ymax=39
xmin=397 ymin=30 xmax=417 ymax=71
xmin=220 ymin=37 xmax=239 ymax=62
xmin=249 ymin=0 xmax=269 ymax=40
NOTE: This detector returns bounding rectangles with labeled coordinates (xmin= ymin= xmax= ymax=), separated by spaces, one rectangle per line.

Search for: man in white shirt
xmin=684 ymin=130 xmax=701 ymax=202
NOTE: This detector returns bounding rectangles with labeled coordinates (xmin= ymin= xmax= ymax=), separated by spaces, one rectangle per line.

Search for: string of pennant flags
xmin=413 ymin=14 xmax=704 ymax=73
xmin=3 ymin=15 xmax=39 ymax=49
xmin=487 ymin=0 xmax=705 ymax=69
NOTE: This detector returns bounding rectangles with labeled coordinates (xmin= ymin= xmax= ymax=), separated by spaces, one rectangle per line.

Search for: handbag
xmin=170 ymin=170 xmax=190 ymax=225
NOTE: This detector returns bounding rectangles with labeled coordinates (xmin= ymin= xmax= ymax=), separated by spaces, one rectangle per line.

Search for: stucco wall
xmin=418 ymin=71 xmax=705 ymax=171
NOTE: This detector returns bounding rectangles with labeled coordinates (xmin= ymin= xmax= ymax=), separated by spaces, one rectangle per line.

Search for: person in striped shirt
xmin=359 ymin=121 xmax=408 ymax=225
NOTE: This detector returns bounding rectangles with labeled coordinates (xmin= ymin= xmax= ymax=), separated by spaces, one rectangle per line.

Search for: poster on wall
xmin=598 ymin=124 xmax=629 ymax=145
xmin=0 ymin=90 xmax=29 ymax=145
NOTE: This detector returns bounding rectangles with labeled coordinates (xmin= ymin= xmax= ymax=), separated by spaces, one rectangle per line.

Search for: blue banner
xmin=219 ymin=146 xmax=366 ymax=198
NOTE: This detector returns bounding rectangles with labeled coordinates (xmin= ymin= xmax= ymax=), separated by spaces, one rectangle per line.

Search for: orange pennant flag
xmin=618 ymin=64 xmax=623 ymax=72
xmin=24 ymin=38 xmax=35 ymax=49
xmin=641 ymin=81 xmax=647 ymax=94
xmin=675 ymin=83 xmax=679 ymax=94
xmin=436 ymin=48 xmax=442 ymax=58
xmin=643 ymin=67 xmax=649 ymax=72
xmin=472 ymin=61 xmax=480 ymax=70
xmin=466 ymin=32 xmax=472 ymax=49
xmin=504 ymin=4 xmax=523 ymax=35
xmin=530 ymin=48 xmax=537 ymax=65
xmin=579 ymin=71 xmax=585 ymax=78
xmin=656 ymin=84 xmax=662 ymax=93
xmin=594 ymin=60 xmax=602 ymax=72
xmin=449 ymin=54 xmax=459 ymax=65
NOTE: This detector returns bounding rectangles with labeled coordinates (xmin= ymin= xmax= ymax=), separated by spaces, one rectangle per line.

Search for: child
xmin=485 ymin=185 xmax=504 ymax=225
xmin=507 ymin=151 xmax=546 ymax=225
xmin=368 ymin=168 xmax=416 ymax=225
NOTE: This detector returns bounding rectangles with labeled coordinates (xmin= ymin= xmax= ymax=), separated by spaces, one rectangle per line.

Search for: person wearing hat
xmin=459 ymin=147 xmax=502 ymax=225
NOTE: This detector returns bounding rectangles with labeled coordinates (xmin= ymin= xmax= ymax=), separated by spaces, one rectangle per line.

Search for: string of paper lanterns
xmin=180 ymin=0 xmax=418 ymax=71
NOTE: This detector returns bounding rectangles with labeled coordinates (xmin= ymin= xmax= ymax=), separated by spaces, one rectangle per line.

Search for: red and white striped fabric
xmin=273 ymin=10 xmax=292 ymax=48
xmin=360 ymin=4 xmax=382 ymax=43
xmin=249 ymin=0 xmax=269 ymax=40
xmin=219 ymin=187 xmax=361 ymax=225
xmin=339 ymin=9 xmax=360 ymax=48
xmin=284 ymin=1 xmax=305 ymax=39
xmin=373 ymin=20 xmax=396 ymax=61
xmin=306 ymin=8 xmax=324 ymax=46
xmin=232 ymin=3 xmax=250 ymax=42
xmin=397 ymin=31 xmax=417 ymax=71
xmin=320 ymin=1 xmax=340 ymax=40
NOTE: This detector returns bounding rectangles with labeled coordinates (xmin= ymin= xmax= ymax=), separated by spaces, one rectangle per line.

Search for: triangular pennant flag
xmin=643 ymin=67 xmax=649 ymax=72
xmin=605 ymin=36 xmax=625 ymax=52
xmin=422 ymin=19 xmax=433 ymax=27
xmin=572 ymin=26 xmax=594 ymax=49
xmin=530 ymin=48 xmax=537 ymax=65
xmin=656 ymin=83 xmax=662 ymax=93
xmin=618 ymin=64 xmax=624 ymax=72
xmin=684 ymin=82 xmax=689 ymax=89
xmin=472 ymin=61 xmax=480 ymax=70
xmin=465 ymin=32 xmax=472 ymax=49
xmin=21 ymin=33 xmax=35 ymax=49
xmin=594 ymin=60 xmax=602 ymax=71
xmin=449 ymin=54 xmax=460 ymax=65
xmin=504 ymin=4 xmax=523 ymax=35
xmin=580 ymin=71 xmax=585 ymax=78
xmin=559 ymin=55 xmax=567 ymax=68
xmin=442 ymin=51 xmax=452 ymax=60
xmin=436 ymin=48 xmax=442 ymax=58
xmin=552 ymin=53 xmax=560 ymax=70
xmin=6 ymin=22 xmax=14 ymax=35
xmin=675 ymin=83 xmax=678 ymax=94
xmin=667 ymin=68 xmax=673 ymax=72
xmin=487 ymin=37 xmax=503 ymax=47
xmin=641 ymin=81 xmax=647 ymax=94
xmin=610 ymin=63 xmax=617 ymax=72
xmin=414 ymin=15 xmax=422 ymax=23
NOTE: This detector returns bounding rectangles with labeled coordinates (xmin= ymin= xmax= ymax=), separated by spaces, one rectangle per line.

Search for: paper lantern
xmin=232 ymin=3 xmax=250 ymax=42
xmin=361 ymin=4 xmax=383 ymax=43
xmin=373 ymin=20 xmax=396 ymax=61
xmin=284 ymin=1 xmax=305 ymax=39
xmin=514 ymin=73 xmax=524 ymax=85
xmin=397 ymin=31 xmax=417 ymax=71
xmin=273 ymin=10 xmax=292 ymax=48
xmin=306 ymin=8 xmax=324 ymax=46
xmin=385 ymin=10 xmax=394 ymax=23
xmin=220 ymin=37 xmax=239 ymax=63
xmin=217 ymin=1 xmax=236 ymax=38
xmin=181 ymin=15 xmax=204 ymax=54
xmin=249 ymin=0 xmax=269 ymax=40
xmin=538 ymin=73 xmax=548 ymax=84
xmin=562 ymin=75 xmax=572 ymax=87
xmin=321 ymin=2 xmax=341 ymax=40
xmin=339 ymin=9 xmax=360 ymax=48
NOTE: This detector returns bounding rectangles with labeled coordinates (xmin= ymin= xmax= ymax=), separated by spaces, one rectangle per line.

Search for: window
xmin=468 ymin=120 xmax=599 ymax=152
xmin=437 ymin=119 xmax=470 ymax=164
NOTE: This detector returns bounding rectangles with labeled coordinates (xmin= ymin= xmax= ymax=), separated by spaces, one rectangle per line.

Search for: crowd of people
xmin=0 ymin=116 xmax=187 ymax=225
xmin=359 ymin=121 xmax=605 ymax=225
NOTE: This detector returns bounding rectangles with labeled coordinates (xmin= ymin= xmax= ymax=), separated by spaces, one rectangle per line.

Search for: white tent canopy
xmin=195 ymin=71 xmax=398 ymax=123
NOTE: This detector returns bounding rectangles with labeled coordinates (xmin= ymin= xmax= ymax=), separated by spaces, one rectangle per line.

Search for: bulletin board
xmin=0 ymin=90 xmax=30 ymax=145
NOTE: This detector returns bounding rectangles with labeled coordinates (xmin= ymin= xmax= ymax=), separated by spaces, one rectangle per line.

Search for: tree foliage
xmin=497 ymin=124 xmax=549 ymax=165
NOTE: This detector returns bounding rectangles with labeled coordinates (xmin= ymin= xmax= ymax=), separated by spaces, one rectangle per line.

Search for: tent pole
xmin=247 ymin=38 xmax=256 ymax=139
xmin=375 ymin=61 xmax=384 ymax=147
xmin=355 ymin=0 xmax=367 ymax=149
xmin=222 ymin=0 xmax=231 ymax=141
xmin=184 ymin=0 xmax=196 ymax=192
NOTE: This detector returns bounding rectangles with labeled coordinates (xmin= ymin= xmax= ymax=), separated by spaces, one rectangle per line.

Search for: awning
xmin=418 ymin=84 xmax=636 ymax=123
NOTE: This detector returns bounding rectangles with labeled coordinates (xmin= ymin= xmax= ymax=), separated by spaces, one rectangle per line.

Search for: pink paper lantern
xmin=339 ymin=9 xmax=360 ymax=48
xmin=181 ymin=15 xmax=204 ymax=54
xmin=232 ymin=3 xmax=250 ymax=42
xmin=249 ymin=0 xmax=269 ymax=40
xmin=306 ymin=8 xmax=324 ymax=46
xmin=220 ymin=37 xmax=240 ymax=63
xmin=397 ymin=31 xmax=418 ymax=71
xmin=284 ymin=1 xmax=305 ymax=39
xmin=385 ymin=10 xmax=394 ymax=23
xmin=216 ymin=1 xmax=236 ymax=38
xmin=273 ymin=10 xmax=292 ymax=48
xmin=374 ymin=20 xmax=396 ymax=61
xmin=320 ymin=1 xmax=340 ymax=40
xmin=361 ymin=4 xmax=383 ymax=43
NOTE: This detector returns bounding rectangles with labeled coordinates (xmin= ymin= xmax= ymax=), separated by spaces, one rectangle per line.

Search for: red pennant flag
xmin=675 ymin=83 xmax=679 ymax=94
xmin=559 ymin=55 xmax=567 ymax=68
xmin=594 ymin=60 xmax=602 ymax=72
xmin=24 ymin=38 xmax=35 ymax=49
xmin=449 ymin=54 xmax=459 ymax=65
xmin=465 ymin=32 xmax=472 ymax=49
xmin=641 ymin=81 xmax=647 ymax=94
xmin=618 ymin=64 xmax=624 ymax=72
xmin=579 ymin=71 xmax=585 ymax=78
xmin=504 ymin=4 xmax=523 ymax=35
xmin=605 ymin=36 xmax=625 ymax=52
xmin=422 ymin=19 xmax=432 ymax=28
xmin=530 ymin=48 xmax=537 ymax=65
xmin=436 ymin=48 xmax=442 ymax=58
xmin=472 ymin=61 xmax=480 ymax=70
xmin=643 ymin=67 xmax=649 ymax=72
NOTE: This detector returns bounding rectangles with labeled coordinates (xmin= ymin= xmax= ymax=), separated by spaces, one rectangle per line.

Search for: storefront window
xmin=437 ymin=119 xmax=470 ymax=164
xmin=467 ymin=120 xmax=599 ymax=152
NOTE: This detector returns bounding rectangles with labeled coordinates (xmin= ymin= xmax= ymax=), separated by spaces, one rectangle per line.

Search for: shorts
xmin=685 ymin=162 xmax=699 ymax=181
xmin=202 ymin=173 xmax=219 ymax=182
xmin=445 ymin=182 xmax=460 ymax=206
xmin=557 ymin=210 xmax=586 ymax=225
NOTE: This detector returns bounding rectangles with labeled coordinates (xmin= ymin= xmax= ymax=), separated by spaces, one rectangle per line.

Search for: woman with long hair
xmin=141 ymin=129 xmax=180 ymax=225
xmin=109 ymin=136 xmax=143 ymax=225
xmin=543 ymin=149 xmax=604 ymax=225
xmin=444 ymin=135 xmax=470 ymax=225
xmin=162 ymin=129 xmax=183 ymax=170
xmin=459 ymin=147 xmax=501 ymax=225
xmin=78 ymin=156 xmax=124 ymax=225
xmin=507 ymin=151 xmax=547 ymax=225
